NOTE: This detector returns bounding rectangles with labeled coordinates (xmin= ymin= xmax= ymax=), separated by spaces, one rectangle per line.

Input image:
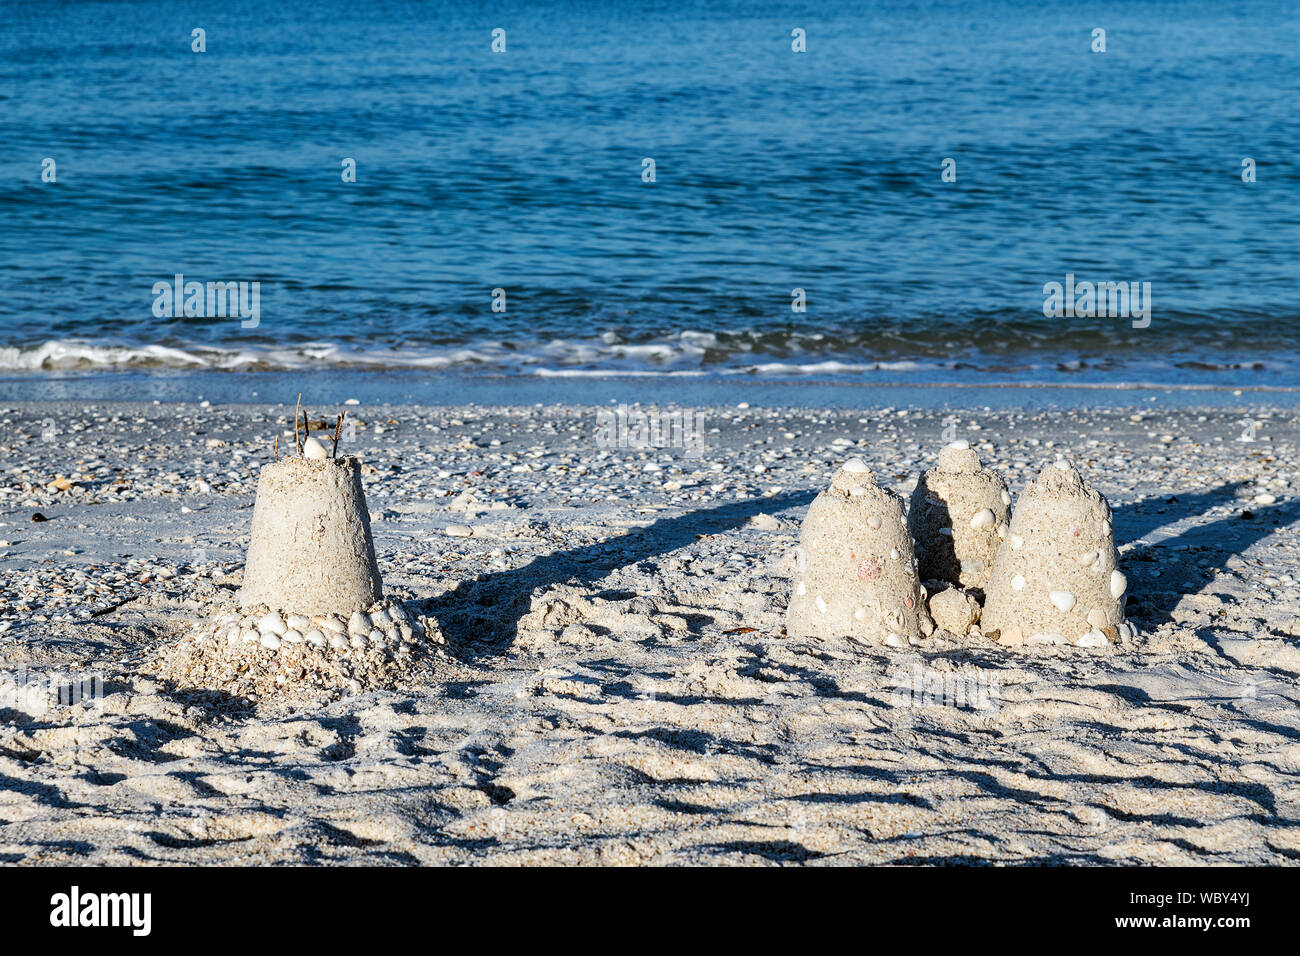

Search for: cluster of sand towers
xmin=787 ymin=441 xmax=1133 ymax=648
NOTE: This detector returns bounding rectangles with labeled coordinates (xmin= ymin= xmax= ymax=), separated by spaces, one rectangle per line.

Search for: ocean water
xmin=1 ymin=0 xmax=1298 ymax=400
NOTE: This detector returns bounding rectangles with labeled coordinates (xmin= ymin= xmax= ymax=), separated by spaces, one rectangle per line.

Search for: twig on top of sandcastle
xmin=331 ymin=410 xmax=347 ymax=458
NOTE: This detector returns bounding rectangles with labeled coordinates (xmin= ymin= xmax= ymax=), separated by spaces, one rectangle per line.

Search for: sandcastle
xmin=787 ymin=458 xmax=933 ymax=646
xmin=156 ymin=402 xmax=434 ymax=699
xmin=981 ymin=459 xmax=1133 ymax=648
xmin=908 ymin=439 xmax=1010 ymax=590
xmin=238 ymin=450 xmax=382 ymax=615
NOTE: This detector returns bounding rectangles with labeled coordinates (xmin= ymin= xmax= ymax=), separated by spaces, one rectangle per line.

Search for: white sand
xmin=1 ymin=400 xmax=1299 ymax=865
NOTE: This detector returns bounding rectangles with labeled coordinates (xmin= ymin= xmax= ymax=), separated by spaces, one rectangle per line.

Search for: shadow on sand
xmin=427 ymin=489 xmax=815 ymax=660
xmin=428 ymin=476 xmax=1300 ymax=662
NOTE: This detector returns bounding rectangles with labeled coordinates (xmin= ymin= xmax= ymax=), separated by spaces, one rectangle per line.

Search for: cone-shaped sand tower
xmin=982 ymin=460 xmax=1132 ymax=647
xmin=908 ymin=439 xmax=1011 ymax=590
xmin=238 ymin=455 xmax=382 ymax=616
xmin=154 ymin=404 xmax=433 ymax=700
xmin=787 ymin=458 xmax=933 ymax=646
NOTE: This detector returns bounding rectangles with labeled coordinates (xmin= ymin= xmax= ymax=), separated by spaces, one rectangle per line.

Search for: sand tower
xmin=908 ymin=439 xmax=1011 ymax=590
xmin=237 ymin=454 xmax=382 ymax=616
xmin=154 ymin=403 xmax=432 ymax=699
xmin=787 ymin=458 xmax=933 ymax=646
xmin=981 ymin=460 xmax=1131 ymax=647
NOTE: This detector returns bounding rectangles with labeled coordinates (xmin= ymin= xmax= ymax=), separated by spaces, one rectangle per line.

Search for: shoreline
xmin=4 ymin=371 xmax=1300 ymax=411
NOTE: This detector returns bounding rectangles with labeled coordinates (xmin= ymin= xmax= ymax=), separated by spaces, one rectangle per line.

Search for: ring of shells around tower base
xmin=183 ymin=598 xmax=428 ymax=661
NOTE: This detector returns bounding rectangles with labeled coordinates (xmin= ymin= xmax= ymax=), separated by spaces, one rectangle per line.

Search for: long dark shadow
xmin=1110 ymin=482 xmax=1245 ymax=547
xmin=426 ymin=489 xmax=817 ymax=659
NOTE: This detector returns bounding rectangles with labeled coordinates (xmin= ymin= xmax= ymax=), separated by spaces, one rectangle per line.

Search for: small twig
xmin=294 ymin=393 xmax=303 ymax=455
xmin=90 ymin=594 xmax=137 ymax=618
xmin=332 ymin=410 xmax=346 ymax=458
xmin=273 ymin=434 xmax=279 ymax=461
xmin=301 ymin=405 xmax=310 ymax=448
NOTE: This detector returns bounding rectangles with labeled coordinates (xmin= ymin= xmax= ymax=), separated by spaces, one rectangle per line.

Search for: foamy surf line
xmin=1 ymin=338 xmax=1295 ymax=387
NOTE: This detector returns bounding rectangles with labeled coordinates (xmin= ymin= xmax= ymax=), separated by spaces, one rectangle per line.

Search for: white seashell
xmin=1009 ymin=534 xmax=1023 ymax=550
xmin=815 ymin=595 xmax=827 ymax=614
xmin=305 ymin=629 xmax=327 ymax=648
xmin=854 ymin=606 xmax=868 ymax=622
xmin=1001 ymin=490 xmax=1011 ymax=505
xmin=1110 ymin=571 xmax=1127 ymax=599
xmin=796 ymin=580 xmax=806 ymax=596
xmin=946 ymin=439 xmax=970 ymax=450
xmin=842 ymin=457 xmax=870 ymax=473
xmin=315 ymin=615 xmax=346 ymax=634
xmin=969 ymin=508 xmax=995 ymax=530
xmin=286 ymin=614 xmax=310 ymax=632
xmin=1077 ymin=549 xmax=1099 ymax=567
xmin=284 ymin=629 xmax=305 ymax=644
xmin=1011 ymin=575 xmax=1026 ymax=591
xmin=350 ymin=635 xmax=367 ymax=649
xmin=1077 ymin=631 xmax=1108 ymax=647
xmin=260 ymin=633 xmax=281 ymax=650
xmin=348 ymin=611 xmax=370 ymax=635
xmin=385 ymin=627 xmax=400 ymax=644
xmin=258 ymin=612 xmax=287 ymax=636
xmin=885 ymin=633 xmax=905 ymax=647
xmin=1053 ymin=460 xmax=1071 ymax=471
xmin=240 ymin=628 xmax=259 ymax=644
xmin=368 ymin=627 xmax=386 ymax=643
xmin=388 ymin=604 xmax=408 ymax=622
xmin=302 ymin=436 xmax=328 ymax=459
xmin=329 ymin=633 xmax=349 ymax=650
xmin=1086 ymin=608 xmax=1108 ymax=629
xmin=1049 ymin=590 xmax=1076 ymax=612
xmin=890 ymin=548 xmax=900 ymax=560
xmin=997 ymin=522 xmax=1008 ymax=540
xmin=867 ymin=515 xmax=881 ymax=529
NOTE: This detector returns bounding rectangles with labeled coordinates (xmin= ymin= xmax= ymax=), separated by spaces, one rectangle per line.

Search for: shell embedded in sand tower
xmin=786 ymin=458 xmax=933 ymax=645
xmin=981 ymin=459 xmax=1129 ymax=647
xmin=237 ymin=455 xmax=383 ymax=617
xmin=907 ymin=439 xmax=1011 ymax=589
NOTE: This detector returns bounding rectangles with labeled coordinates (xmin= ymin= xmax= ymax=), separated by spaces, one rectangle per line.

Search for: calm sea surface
xmin=2 ymin=0 xmax=1298 ymax=401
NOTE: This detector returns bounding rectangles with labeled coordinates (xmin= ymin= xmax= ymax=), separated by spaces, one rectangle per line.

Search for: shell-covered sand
xmin=2 ymin=400 xmax=1299 ymax=865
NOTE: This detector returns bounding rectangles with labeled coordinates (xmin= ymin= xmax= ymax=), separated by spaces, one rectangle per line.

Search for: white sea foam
xmin=0 ymin=337 xmax=1285 ymax=381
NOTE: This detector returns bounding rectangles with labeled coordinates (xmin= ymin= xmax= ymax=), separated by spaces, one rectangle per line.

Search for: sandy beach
xmin=0 ymin=398 xmax=1296 ymax=865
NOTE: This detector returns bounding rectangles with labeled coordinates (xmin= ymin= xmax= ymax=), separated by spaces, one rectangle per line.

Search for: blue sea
xmin=1 ymin=0 xmax=1298 ymax=404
